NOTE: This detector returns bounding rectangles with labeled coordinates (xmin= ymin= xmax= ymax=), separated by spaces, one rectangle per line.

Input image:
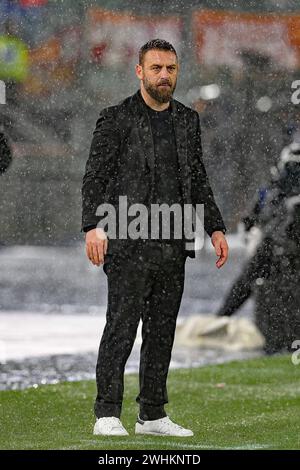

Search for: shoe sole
xmin=135 ymin=429 xmax=193 ymax=437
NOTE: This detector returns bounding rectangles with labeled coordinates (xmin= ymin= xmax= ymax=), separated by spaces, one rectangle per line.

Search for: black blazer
xmin=81 ymin=89 xmax=226 ymax=258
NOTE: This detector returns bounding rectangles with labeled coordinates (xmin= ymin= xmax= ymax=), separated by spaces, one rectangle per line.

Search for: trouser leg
xmin=136 ymin=250 xmax=186 ymax=420
xmin=94 ymin=254 xmax=151 ymax=419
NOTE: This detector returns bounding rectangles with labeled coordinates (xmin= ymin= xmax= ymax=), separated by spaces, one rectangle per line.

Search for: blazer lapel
xmin=131 ymin=91 xmax=156 ymax=188
xmin=171 ymin=99 xmax=191 ymax=203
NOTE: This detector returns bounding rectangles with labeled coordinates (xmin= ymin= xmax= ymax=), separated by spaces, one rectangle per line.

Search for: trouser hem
xmin=94 ymin=402 xmax=122 ymax=419
xmin=139 ymin=404 xmax=167 ymax=421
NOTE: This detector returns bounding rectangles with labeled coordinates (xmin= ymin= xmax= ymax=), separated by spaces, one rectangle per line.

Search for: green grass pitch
xmin=1 ymin=355 xmax=300 ymax=450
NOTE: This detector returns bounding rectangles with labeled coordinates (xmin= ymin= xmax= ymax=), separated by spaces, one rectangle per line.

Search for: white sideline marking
xmin=61 ymin=439 xmax=271 ymax=450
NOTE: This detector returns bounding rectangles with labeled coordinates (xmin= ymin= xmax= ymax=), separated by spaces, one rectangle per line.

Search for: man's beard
xmin=143 ymin=77 xmax=176 ymax=104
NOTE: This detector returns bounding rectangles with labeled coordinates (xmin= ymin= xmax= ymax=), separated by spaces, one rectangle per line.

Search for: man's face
xmin=136 ymin=49 xmax=179 ymax=103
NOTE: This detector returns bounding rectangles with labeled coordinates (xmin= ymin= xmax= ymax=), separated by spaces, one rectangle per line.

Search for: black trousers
xmin=94 ymin=240 xmax=187 ymax=421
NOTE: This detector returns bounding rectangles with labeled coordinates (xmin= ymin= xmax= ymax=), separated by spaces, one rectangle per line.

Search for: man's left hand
xmin=211 ymin=231 xmax=229 ymax=269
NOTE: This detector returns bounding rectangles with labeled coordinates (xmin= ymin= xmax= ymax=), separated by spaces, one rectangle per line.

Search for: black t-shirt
xmin=143 ymin=103 xmax=184 ymax=241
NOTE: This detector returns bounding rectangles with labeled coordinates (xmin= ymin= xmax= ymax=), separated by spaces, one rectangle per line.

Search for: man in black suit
xmin=82 ymin=39 xmax=228 ymax=437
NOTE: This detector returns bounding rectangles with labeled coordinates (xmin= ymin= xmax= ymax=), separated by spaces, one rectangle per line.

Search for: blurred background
xmin=1 ymin=0 xmax=300 ymax=243
xmin=1 ymin=0 xmax=300 ymax=388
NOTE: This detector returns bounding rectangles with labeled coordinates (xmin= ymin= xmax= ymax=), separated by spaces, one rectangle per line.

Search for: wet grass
xmin=1 ymin=354 xmax=300 ymax=450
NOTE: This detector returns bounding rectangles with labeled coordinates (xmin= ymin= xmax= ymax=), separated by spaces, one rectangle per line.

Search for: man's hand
xmin=85 ymin=228 xmax=108 ymax=266
xmin=211 ymin=231 xmax=229 ymax=269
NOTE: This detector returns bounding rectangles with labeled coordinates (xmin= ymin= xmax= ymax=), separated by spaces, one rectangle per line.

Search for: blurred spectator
xmin=255 ymin=193 xmax=300 ymax=354
xmin=216 ymin=141 xmax=300 ymax=354
xmin=0 ymin=19 xmax=29 ymax=104
xmin=0 ymin=131 xmax=12 ymax=174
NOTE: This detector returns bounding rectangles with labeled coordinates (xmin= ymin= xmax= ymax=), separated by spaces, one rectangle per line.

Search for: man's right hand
xmin=85 ymin=228 xmax=108 ymax=266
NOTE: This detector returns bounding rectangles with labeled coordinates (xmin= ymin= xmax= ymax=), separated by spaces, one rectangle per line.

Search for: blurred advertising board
xmin=85 ymin=7 xmax=183 ymax=66
xmin=192 ymin=9 xmax=300 ymax=70
xmin=19 ymin=0 xmax=48 ymax=6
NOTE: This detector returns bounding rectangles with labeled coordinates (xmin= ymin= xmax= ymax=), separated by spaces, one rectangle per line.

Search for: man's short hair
xmin=138 ymin=39 xmax=178 ymax=66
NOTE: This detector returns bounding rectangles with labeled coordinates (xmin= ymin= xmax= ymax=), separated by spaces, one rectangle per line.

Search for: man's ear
xmin=135 ymin=63 xmax=143 ymax=80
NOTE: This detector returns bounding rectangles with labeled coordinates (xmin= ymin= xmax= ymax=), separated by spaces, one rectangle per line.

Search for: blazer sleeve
xmin=190 ymin=111 xmax=227 ymax=237
xmin=81 ymin=107 xmax=120 ymax=232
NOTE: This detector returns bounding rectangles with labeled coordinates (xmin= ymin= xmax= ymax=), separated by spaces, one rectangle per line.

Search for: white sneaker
xmin=93 ymin=417 xmax=129 ymax=436
xmin=135 ymin=415 xmax=194 ymax=437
